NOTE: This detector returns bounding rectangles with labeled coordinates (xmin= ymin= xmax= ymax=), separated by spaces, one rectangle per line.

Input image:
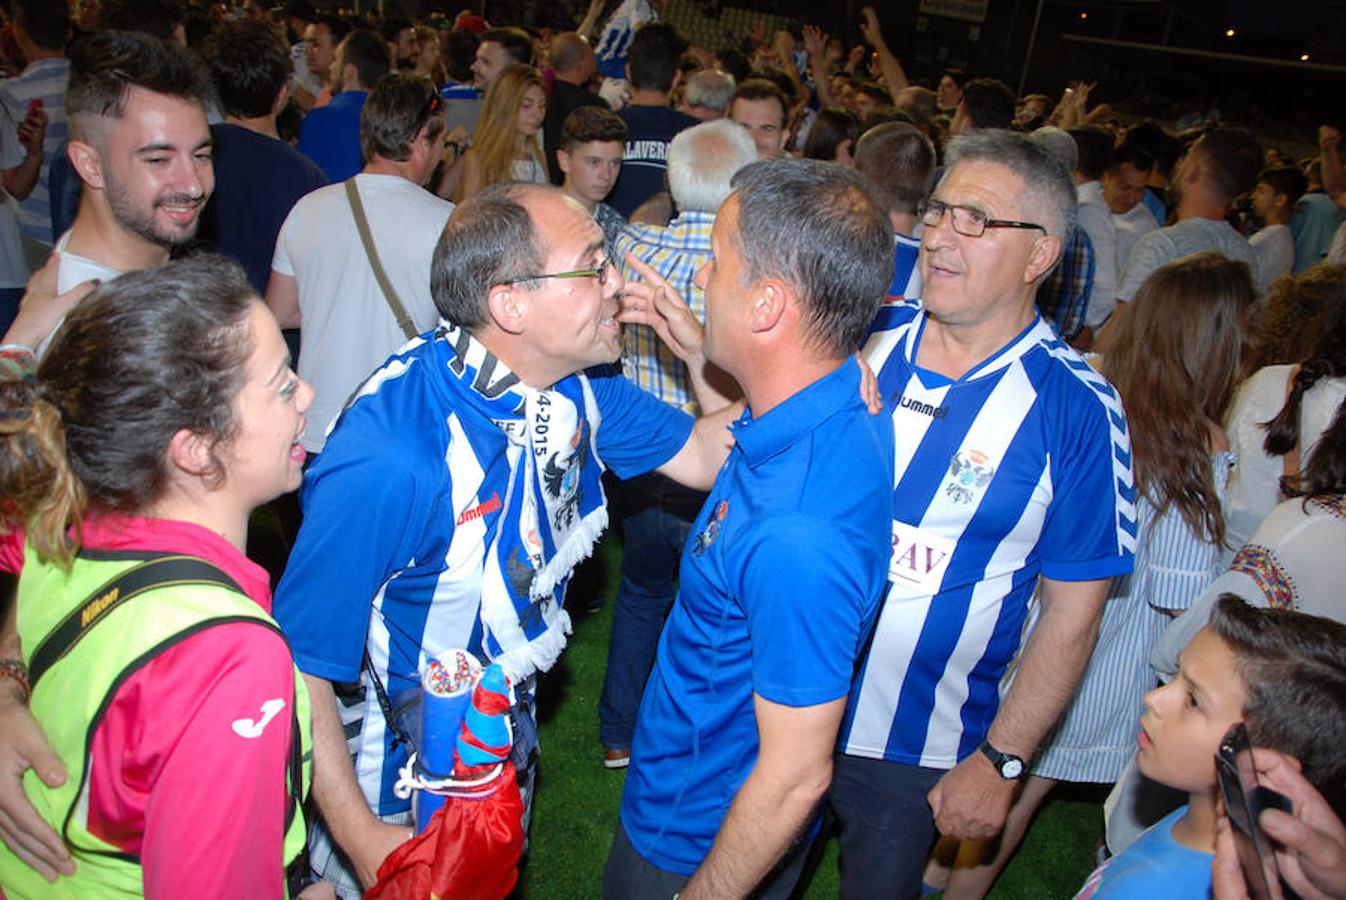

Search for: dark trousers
xmin=829 ymin=754 xmax=945 ymax=900
xmin=597 ymin=472 xmax=705 ymax=749
xmin=603 ymin=820 xmax=812 ymax=900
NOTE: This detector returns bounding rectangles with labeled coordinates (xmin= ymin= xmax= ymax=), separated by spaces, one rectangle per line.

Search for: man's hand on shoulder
xmin=927 ymin=748 xmax=1017 ymax=841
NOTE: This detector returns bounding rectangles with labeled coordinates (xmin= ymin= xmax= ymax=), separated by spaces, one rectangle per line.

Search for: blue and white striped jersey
xmin=840 ymin=301 xmax=1136 ymax=769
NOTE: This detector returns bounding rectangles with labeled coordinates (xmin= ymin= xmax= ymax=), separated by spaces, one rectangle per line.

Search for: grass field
xmin=517 ymin=537 xmax=1108 ymax=899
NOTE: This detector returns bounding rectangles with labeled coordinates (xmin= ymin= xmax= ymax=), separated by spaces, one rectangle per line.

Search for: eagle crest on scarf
xmin=542 ymin=422 xmax=589 ymax=530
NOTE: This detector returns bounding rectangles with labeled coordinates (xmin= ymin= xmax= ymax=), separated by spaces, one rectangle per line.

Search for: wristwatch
xmin=978 ymin=740 xmax=1025 ymax=780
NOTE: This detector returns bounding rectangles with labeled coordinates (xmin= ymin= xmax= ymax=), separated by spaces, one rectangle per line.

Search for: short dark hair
xmin=1259 ymin=165 xmax=1310 ymax=206
xmin=1125 ymin=121 xmax=1181 ymax=176
xmin=1109 ymin=141 xmax=1154 ymax=174
xmin=854 ymin=81 xmax=893 ymax=106
xmin=1070 ymin=127 xmax=1114 ymax=180
xmin=715 ymin=47 xmax=751 ymax=85
xmin=442 ymin=29 xmax=480 ymax=83
xmin=803 ymin=107 xmax=859 ymax=162
xmin=339 ymin=29 xmax=392 ymax=91
xmin=731 ymin=78 xmax=788 ymax=128
xmin=380 ymin=17 xmax=413 ymax=44
xmin=13 ymin=0 xmax=70 ymax=51
xmin=312 ymin=13 xmax=351 ymax=46
xmin=203 ymin=21 xmax=291 ymax=120
xmin=855 ymin=122 xmax=936 ymax=218
xmin=561 ymin=106 xmax=627 ymax=151
xmin=1210 ymin=594 xmax=1346 ymax=819
xmin=958 ymin=78 xmax=1015 ymax=130
xmin=360 ymin=73 xmax=442 ymax=163
xmin=480 ymin=27 xmax=534 ymax=66
xmin=1196 ymin=127 xmax=1263 ymax=201
xmin=627 ymin=23 xmax=687 ymax=93
xmin=0 ymin=255 xmax=255 ymax=565
xmin=67 ymin=31 xmax=214 ymax=142
xmin=431 ymin=183 xmax=547 ymax=328
xmin=729 ymin=159 xmax=892 ymax=356
xmin=98 ymin=0 xmax=185 ymax=42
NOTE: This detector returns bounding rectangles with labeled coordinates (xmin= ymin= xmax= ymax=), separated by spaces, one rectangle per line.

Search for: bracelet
xmin=0 ymin=343 xmax=36 ymax=380
xmin=0 ymin=658 xmax=30 ymax=704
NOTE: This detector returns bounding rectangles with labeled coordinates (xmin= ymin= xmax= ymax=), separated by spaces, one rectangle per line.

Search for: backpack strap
xmin=27 ymin=554 xmax=242 ymax=689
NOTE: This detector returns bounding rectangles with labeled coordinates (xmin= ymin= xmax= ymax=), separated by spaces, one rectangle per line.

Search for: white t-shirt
xmin=1249 ymin=223 xmax=1294 ymax=292
xmin=1077 ymin=180 xmax=1119 ymax=328
xmin=1223 ymin=364 xmax=1346 ymax=558
xmin=1118 ymin=216 xmax=1259 ymax=302
xmin=31 ymin=230 xmax=125 ymax=357
xmin=271 ymin=173 xmax=453 ymax=452
xmin=1113 ymin=203 xmax=1159 ymax=274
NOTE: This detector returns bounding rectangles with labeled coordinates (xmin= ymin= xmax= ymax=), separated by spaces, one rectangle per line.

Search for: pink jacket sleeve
xmin=87 ymin=621 xmax=299 ymax=899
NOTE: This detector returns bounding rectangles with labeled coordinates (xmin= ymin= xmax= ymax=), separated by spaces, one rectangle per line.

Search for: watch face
xmin=1002 ymin=758 xmax=1024 ymax=779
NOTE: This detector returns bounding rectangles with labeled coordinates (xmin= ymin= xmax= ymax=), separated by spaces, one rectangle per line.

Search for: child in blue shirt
xmin=1076 ymin=594 xmax=1346 ymax=898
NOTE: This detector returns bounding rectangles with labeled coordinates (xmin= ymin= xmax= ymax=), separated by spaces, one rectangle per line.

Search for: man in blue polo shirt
xmin=836 ymin=129 xmax=1136 ymax=897
xmin=605 ymin=159 xmax=896 ymax=898
xmin=297 ymin=30 xmax=389 ymax=182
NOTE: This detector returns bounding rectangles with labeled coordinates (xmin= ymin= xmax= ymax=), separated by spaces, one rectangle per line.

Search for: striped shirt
xmin=614 ymin=210 xmax=714 ymax=414
xmin=0 ymin=58 xmax=71 ymax=246
xmin=840 ymin=302 xmax=1136 ymax=769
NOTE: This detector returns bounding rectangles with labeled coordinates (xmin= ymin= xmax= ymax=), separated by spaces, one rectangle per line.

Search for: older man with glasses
xmin=830 ymin=129 xmax=1138 ymax=897
xmin=270 ymin=179 xmax=739 ymax=898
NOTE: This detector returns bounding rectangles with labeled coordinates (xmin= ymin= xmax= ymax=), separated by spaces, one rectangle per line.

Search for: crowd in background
xmin=0 ymin=0 xmax=1344 ymax=898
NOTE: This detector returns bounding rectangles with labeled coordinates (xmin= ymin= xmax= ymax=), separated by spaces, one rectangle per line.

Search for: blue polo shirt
xmin=297 ymin=90 xmax=367 ymax=182
xmin=619 ymin=357 xmax=894 ymax=875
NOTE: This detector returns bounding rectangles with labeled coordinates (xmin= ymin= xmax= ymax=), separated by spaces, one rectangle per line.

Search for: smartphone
xmin=1216 ymin=723 xmax=1300 ymax=900
xmin=26 ymin=98 xmax=41 ymax=116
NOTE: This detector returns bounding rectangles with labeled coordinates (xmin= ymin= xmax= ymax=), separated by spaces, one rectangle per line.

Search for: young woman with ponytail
xmin=0 ymin=255 xmax=319 ymax=898
xmin=1224 ymin=278 xmax=1346 ymax=556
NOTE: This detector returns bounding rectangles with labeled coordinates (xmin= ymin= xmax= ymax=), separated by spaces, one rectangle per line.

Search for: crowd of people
xmin=0 ymin=0 xmax=1343 ymax=898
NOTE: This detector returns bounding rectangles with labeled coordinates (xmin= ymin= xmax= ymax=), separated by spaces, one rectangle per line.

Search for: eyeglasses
xmin=917 ymin=198 xmax=1045 ymax=237
xmin=418 ymin=92 xmax=443 ymax=128
xmin=499 ymin=254 xmax=616 ymax=287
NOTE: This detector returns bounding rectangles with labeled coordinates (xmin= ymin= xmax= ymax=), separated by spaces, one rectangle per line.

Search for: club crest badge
xmin=946 ymin=449 xmax=995 ymax=504
xmin=691 ymin=499 xmax=730 ymax=556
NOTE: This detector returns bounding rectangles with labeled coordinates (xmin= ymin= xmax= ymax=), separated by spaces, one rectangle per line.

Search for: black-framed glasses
xmin=917 ymin=198 xmax=1045 ymax=237
xmin=499 ymin=253 xmax=616 ymax=287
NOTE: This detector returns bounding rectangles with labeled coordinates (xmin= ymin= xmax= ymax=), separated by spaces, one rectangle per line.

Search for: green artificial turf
xmin=519 ymin=536 xmax=1106 ymax=899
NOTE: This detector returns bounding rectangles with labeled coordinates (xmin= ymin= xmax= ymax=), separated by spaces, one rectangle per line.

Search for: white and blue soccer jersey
xmin=273 ymin=336 xmax=690 ymax=816
xmin=594 ymin=0 xmax=655 ymax=79
xmin=840 ymin=301 xmax=1136 ymax=769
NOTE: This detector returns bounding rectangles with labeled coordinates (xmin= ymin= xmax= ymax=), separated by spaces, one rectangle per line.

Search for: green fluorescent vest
xmin=0 ymin=549 xmax=312 ymax=898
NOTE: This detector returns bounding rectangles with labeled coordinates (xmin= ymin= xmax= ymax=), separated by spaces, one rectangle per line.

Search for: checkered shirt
xmin=1035 ymin=225 xmax=1095 ymax=341
xmin=614 ymin=210 xmax=715 ymax=414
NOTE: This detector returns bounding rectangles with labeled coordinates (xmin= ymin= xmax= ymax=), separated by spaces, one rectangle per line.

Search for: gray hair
xmin=668 ymin=119 xmax=757 ymax=213
xmin=683 ymin=69 xmax=735 ymax=114
xmin=431 ymin=182 xmax=546 ymax=328
xmin=944 ymin=129 xmax=1078 ymax=239
xmin=730 ymin=159 xmax=892 ymax=357
xmin=1027 ymin=126 xmax=1078 ymax=173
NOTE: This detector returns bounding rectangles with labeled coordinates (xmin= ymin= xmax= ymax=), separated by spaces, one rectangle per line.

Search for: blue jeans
xmin=598 ymin=473 xmax=705 ymax=749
